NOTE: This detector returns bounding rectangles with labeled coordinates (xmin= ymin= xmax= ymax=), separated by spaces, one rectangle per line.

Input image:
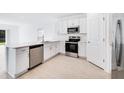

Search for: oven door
xmin=65 ymin=43 xmax=78 ymax=53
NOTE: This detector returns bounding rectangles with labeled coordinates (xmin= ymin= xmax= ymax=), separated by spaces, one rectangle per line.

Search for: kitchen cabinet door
xmin=79 ymin=18 xmax=87 ymax=33
xmin=53 ymin=42 xmax=59 ymax=55
xmin=68 ymin=18 xmax=79 ymax=27
xmin=50 ymin=45 xmax=55 ymax=57
xmin=44 ymin=42 xmax=59 ymax=61
xmin=60 ymin=20 xmax=68 ymax=34
xmin=78 ymin=42 xmax=86 ymax=58
xmin=57 ymin=21 xmax=62 ymax=34
xmin=56 ymin=42 xmax=60 ymax=54
xmin=16 ymin=47 xmax=29 ymax=74
xmin=49 ymin=42 xmax=59 ymax=57
xmin=55 ymin=21 xmax=60 ymax=35
xmin=44 ymin=45 xmax=51 ymax=61
xmin=59 ymin=41 xmax=65 ymax=54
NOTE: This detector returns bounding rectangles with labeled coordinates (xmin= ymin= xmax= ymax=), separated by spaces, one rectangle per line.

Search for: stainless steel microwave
xmin=67 ymin=26 xmax=80 ymax=34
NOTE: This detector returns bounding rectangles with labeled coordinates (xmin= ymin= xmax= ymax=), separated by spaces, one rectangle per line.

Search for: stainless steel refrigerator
xmin=112 ymin=17 xmax=124 ymax=71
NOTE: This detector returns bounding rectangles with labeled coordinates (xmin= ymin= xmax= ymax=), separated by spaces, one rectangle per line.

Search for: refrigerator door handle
xmin=115 ymin=20 xmax=122 ymax=66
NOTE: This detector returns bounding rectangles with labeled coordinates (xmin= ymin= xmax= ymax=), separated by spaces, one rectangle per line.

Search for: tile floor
xmin=19 ymin=55 xmax=111 ymax=79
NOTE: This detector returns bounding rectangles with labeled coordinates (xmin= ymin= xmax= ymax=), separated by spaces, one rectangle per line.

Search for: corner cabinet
xmin=44 ymin=42 xmax=59 ymax=62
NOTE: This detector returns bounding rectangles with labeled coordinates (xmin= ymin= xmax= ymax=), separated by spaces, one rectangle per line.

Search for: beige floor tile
xmin=19 ymin=55 xmax=111 ymax=79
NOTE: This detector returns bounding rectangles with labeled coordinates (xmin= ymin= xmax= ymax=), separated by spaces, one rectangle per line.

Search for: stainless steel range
xmin=65 ymin=36 xmax=80 ymax=58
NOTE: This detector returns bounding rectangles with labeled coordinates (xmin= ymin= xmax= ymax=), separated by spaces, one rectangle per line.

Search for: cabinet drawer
xmin=16 ymin=47 xmax=29 ymax=54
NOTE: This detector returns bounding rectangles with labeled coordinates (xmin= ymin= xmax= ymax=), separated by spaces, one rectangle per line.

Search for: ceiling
xmin=0 ymin=13 xmax=83 ymax=25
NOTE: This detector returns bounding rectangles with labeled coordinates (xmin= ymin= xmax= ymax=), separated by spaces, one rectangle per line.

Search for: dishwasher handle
xmin=30 ymin=44 xmax=43 ymax=49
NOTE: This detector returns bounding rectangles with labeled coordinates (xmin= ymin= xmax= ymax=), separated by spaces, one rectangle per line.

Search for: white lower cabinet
xmin=59 ymin=41 xmax=65 ymax=54
xmin=16 ymin=47 xmax=29 ymax=74
xmin=44 ymin=45 xmax=50 ymax=61
xmin=78 ymin=42 xmax=86 ymax=58
xmin=7 ymin=47 xmax=29 ymax=78
xmin=44 ymin=42 xmax=59 ymax=62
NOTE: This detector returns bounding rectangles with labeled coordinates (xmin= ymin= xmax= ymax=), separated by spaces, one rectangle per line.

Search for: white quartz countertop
xmin=6 ymin=40 xmax=60 ymax=48
xmin=6 ymin=40 xmax=86 ymax=48
xmin=6 ymin=42 xmax=43 ymax=48
xmin=43 ymin=40 xmax=60 ymax=43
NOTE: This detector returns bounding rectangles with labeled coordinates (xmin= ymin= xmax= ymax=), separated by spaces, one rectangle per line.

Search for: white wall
xmin=18 ymin=18 xmax=58 ymax=43
xmin=18 ymin=24 xmax=37 ymax=43
xmin=0 ymin=17 xmax=58 ymax=44
xmin=0 ymin=20 xmax=20 ymax=44
xmin=42 ymin=20 xmax=58 ymax=41
xmin=0 ymin=19 xmax=35 ymax=44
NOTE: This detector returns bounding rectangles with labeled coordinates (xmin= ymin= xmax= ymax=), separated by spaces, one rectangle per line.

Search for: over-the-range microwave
xmin=67 ymin=26 xmax=80 ymax=34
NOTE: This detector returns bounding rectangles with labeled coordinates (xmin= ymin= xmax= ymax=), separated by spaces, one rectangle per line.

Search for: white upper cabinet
xmin=58 ymin=19 xmax=68 ymax=34
xmin=62 ymin=20 xmax=68 ymax=34
xmin=58 ymin=15 xmax=87 ymax=34
xmin=61 ymin=20 xmax=68 ymax=34
xmin=68 ymin=18 xmax=79 ymax=27
xmin=79 ymin=18 xmax=87 ymax=34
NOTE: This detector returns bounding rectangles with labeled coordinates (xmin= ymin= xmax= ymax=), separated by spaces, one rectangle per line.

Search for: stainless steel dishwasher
xmin=29 ymin=44 xmax=43 ymax=69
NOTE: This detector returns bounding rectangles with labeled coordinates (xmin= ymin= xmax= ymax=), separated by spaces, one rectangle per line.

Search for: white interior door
xmin=87 ymin=14 xmax=105 ymax=69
